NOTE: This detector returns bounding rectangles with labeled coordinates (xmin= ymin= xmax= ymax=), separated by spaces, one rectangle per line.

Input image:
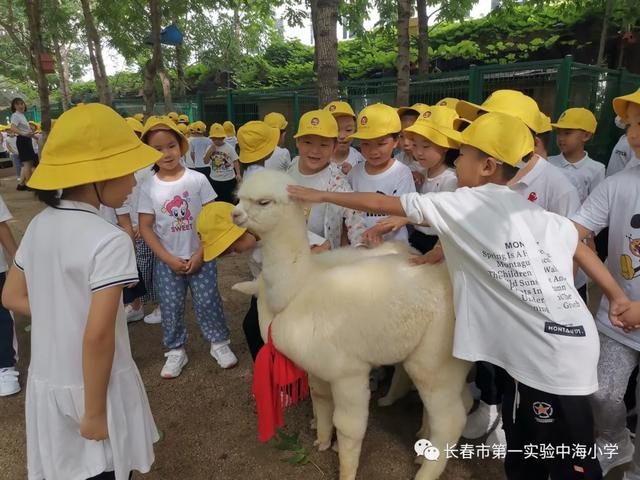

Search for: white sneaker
xmin=597 ymin=432 xmax=634 ymax=476
xmin=144 ymin=307 xmax=162 ymax=325
xmin=0 ymin=367 xmax=20 ymax=396
xmin=462 ymin=401 xmax=500 ymax=439
xmin=125 ymin=304 xmax=144 ymax=322
xmin=210 ymin=341 xmax=238 ymax=369
xmin=486 ymin=419 xmax=506 ymax=462
xmin=160 ymin=349 xmax=188 ymax=378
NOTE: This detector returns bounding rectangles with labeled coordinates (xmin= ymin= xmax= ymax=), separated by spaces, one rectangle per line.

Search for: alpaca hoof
xmin=314 ymin=438 xmax=331 ymax=451
xmin=310 ymin=417 xmax=317 ymax=430
xmin=377 ymin=395 xmax=395 ymax=407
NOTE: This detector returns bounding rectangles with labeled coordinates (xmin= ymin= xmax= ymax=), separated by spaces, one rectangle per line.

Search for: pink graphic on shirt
xmin=162 ymin=191 xmax=194 ymax=232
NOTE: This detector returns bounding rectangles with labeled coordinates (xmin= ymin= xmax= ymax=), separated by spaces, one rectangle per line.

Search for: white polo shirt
xmin=572 ymin=165 xmax=640 ymax=351
xmin=188 ymin=136 xmax=213 ymax=168
xmin=0 ymin=195 xmax=13 ymax=273
xmin=548 ymin=153 xmax=605 ymax=204
xmin=401 ymin=185 xmax=599 ymax=395
xmin=265 ymin=146 xmax=292 ymax=172
xmin=349 ymin=159 xmax=416 ymax=242
xmin=607 ymin=135 xmax=638 ymax=177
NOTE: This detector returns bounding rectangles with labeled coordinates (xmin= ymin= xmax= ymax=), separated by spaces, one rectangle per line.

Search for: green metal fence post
xmin=617 ymin=67 xmax=630 ymax=96
xmin=293 ymin=91 xmax=300 ymax=131
xmin=550 ymin=55 xmax=573 ymax=155
xmin=468 ymin=65 xmax=482 ymax=103
xmin=196 ymin=90 xmax=204 ymax=122
xmin=226 ymin=90 xmax=234 ymax=124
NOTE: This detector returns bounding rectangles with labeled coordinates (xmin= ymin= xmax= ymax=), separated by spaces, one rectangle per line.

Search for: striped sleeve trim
xmin=14 ymin=259 xmax=24 ymax=271
xmin=91 ymin=275 xmax=140 ymax=292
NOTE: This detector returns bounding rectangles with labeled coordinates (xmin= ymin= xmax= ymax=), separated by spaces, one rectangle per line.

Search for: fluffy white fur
xmin=233 ymin=170 xmax=471 ymax=480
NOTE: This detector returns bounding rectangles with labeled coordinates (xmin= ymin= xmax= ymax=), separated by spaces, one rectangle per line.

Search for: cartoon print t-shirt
xmin=138 ymin=168 xmax=217 ymax=259
xmin=208 ymin=142 xmax=239 ymax=182
xmin=572 ymin=164 xmax=640 ymax=350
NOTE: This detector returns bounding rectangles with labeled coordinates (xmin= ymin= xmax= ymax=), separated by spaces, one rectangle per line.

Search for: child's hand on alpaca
xmin=412 ymin=171 xmax=424 ymax=188
xmin=185 ymin=249 xmax=204 ymax=275
xmin=341 ymin=162 xmax=353 ymax=175
xmin=362 ymin=226 xmax=384 ymax=247
xmin=287 ymin=185 xmax=325 ymax=204
xmin=80 ymin=411 xmax=109 ymax=441
xmin=168 ymin=256 xmax=188 ymax=275
xmin=376 ymin=216 xmax=408 ymax=233
xmin=410 ymin=245 xmax=444 ymax=266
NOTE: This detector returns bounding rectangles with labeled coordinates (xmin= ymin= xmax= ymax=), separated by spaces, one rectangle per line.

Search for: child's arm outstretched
xmin=139 ymin=213 xmax=188 ymax=275
xmin=80 ymin=285 xmax=123 ymax=440
xmin=574 ymin=241 xmax=629 ymax=328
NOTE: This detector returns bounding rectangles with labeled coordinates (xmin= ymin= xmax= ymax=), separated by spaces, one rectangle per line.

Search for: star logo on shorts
xmin=532 ymin=401 xmax=554 ymax=422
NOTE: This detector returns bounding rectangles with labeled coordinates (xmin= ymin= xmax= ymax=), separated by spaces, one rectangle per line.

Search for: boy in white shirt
xmin=548 ymin=108 xmax=605 ymax=203
xmin=572 ymin=88 xmax=640 ymax=478
xmin=264 ymin=112 xmax=292 ymax=171
xmin=289 ymin=111 xmax=631 ymax=480
xmin=323 ymin=101 xmax=365 ymax=178
xmin=205 ymin=123 xmax=241 ymax=203
xmin=347 ymin=103 xmax=416 ymax=242
xmin=188 ymin=121 xmax=213 ymax=179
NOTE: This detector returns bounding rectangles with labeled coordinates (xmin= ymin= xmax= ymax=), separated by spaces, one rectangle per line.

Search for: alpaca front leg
xmin=309 ymin=374 xmax=334 ymax=451
xmin=378 ymin=364 xmax=413 ymax=407
xmin=331 ymin=375 xmax=370 ymax=480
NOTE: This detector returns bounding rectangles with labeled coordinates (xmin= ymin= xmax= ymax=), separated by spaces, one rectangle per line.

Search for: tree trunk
xmin=53 ymin=39 xmax=71 ymax=111
xmin=158 ymin=67 xmax=173 ymax=113
xmin=143 ymin=58 xmax=156 ymax=117
xmin=143 ymin=0 xmax=162 ymax=115
xmin=311 ymin=0 xmax=339 ymax=107
xmin=80 ymin=0 xmax=112 ymax=105
xmin=597 ymin=0 xmax=613 ymax=66
xmin=396 ymin=0 xmax=411 ymax=106
xmin=25 ymin=0 xmax=51 ymax=134
xmin=175 ymin=42 xmax=186 ymax=97
xmin=416 ymin=0 xmax=430 ymax=76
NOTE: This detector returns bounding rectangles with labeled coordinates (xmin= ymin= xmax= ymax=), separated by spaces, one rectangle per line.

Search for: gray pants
xmin=592 ymin=333 xmax=640 ymax=478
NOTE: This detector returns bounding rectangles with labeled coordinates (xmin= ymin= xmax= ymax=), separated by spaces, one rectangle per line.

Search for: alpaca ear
xmin=232 ymin=280 xmax=259 ymax=296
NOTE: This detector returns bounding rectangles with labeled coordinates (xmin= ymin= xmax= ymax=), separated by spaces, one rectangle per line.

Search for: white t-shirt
xmin=0 ymin=195 xmax=13 ymax=273
xmin=510 ymin=156 xmax=581 ymax=217
xmin=332 ymin=147 xmax=365 ymax=168
xmin=209 ymin=142 xmax=239 ymax=182
xmin=10 ymin=112 xmax=31 ymax=135
xmin=401 ymin=185 xmax=599 ymax=395
xmin=548 ymin=153 xmax=605 ymax=204
xmin=98 ymin=206 xmax=119 ymax=226
xmin=287 ymin=164 xmax=331 ymax=238
xmin=607 ymin=135 xmax=638 ymax=177
xmin=0 ymin=133 xmax=6 ymax=154
xmin=189 ymin=136 xmax=213 ymax=168
xmin=265 ymin=146 xmax=292 ymax=172
xmin=572 ymin=165 xmax=640 ymax=351
xmin=14 ymin=200 xmax=158 ymax=479
xmin=349 ymin=159 xmax=416 ymax=242
xmin=138 ymin=168 xmax=217 ymax=259
xmin=416 ymin=168 xmax=457 ymax=236
xmin=224 ymin=136 xmax=238 ymax=150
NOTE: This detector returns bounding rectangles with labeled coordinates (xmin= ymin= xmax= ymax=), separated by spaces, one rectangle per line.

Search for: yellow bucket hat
xmin=178 ymin=114 xmax=189 ymax=124
xmin=223 ymin=121 xmax=236 ymax=136
xmin=613 ymin=88 xmax=640 ymax=121
xmin=435 ymin=97 xmax=459 ymax=110
xmin=436 ymin=112 xmax=534 ymax=167
xmin=264 ymin=112 xmax=288 ymax=130
xmin=237 ymin=120 xmax=280 ymax=164
xmin=0 ymin=124 xmax=9 ymax=133
xmin=141 ymin=115 xmax=189 ymax=155
xmin=209 ymin=123 xmax=226 ymax=138
xmin=551 ymin=108 xmax=597 ymax=134
xmin=404 ymin=106 xmax=461 ymax=149
xmin=188 ymin=120 xmax=207 ymax=134
xmin=456 ymin=90 xmax=551 ymax=134
xmin=323 ymin=101 xmax=356 ymax=119
xmin=28 ymin=103 xmax=162 ymax=190
xmin=176 ymin=123 xmax=189 ymax=135
xmin=294 ymin=110 xmax=338 ymax=138
xmin=125 ymin=117 xmax=144 ymax=134
xmin=167 ymin=112 xmax=179 ymax=122
xmin=133 ymin=113 xmax=144 ymax=122
xmin=397 ymin=103 xmax=431 ymax=117
xmin=196 ymin=202 xmax=247 ymax=261
xmin=350 ymin=103 xmax=402 ymax=140
xmin=29 ymin=121 xmax=41 ymax=133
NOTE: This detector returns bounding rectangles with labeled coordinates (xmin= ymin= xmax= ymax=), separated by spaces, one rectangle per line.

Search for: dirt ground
xmin=0 ymin=173 xmax=624 ymax=480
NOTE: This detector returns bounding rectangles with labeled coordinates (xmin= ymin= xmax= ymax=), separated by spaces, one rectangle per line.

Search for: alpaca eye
xmin=258 ymin=200 xmax=272 ymax=206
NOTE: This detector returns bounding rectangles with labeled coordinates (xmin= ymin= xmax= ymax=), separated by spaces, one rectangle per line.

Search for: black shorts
xmin=16 ymin=135 xmax=38 ymax=163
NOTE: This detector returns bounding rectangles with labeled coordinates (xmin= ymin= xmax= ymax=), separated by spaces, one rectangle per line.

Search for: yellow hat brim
xmin=613 ymin=89 xmax=640 ymax=120
xmin=239 ymin=126 xmax=280 ymax=164
xmin=142 ymin=121 xmax=189 ymax=156
xmin=28 ymin=142 xmax=161 ymax=190
xmin=550 ymin=121 xmax=596 ymax=134
xmin=456 ymin=100 xmax=487 ymax=122
xmin=348 ymin=129 xmax=400 ymax=140
xmin=404 ymin=122 xmax=460 ymax=149
xmin=202 ymin=224 xmax=246 ymax=261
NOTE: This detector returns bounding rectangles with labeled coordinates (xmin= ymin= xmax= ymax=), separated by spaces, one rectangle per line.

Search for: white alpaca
xmin=232 ymin=170 xmax=471 ymax=480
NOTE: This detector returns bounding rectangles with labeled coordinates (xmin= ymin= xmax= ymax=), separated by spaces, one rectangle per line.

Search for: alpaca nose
xmin=232 ymin=208 xmax=245 ymax=225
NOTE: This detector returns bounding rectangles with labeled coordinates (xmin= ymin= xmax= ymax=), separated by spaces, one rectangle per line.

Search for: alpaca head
xmin=233 ymin=170 xmax=304 ymax=236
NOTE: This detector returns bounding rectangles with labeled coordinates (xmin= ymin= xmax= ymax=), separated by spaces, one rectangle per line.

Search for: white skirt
xmin=26 ymin=366 xmax=158 ymax=480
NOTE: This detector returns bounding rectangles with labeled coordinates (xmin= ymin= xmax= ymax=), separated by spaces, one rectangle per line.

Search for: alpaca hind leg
xmin=309 ymin=374 xmax=334 ymax=451
xmin=378 ymin=364 xmax=413 ymax=407
xmin=331 ymin=375 xmax=371 ymax=480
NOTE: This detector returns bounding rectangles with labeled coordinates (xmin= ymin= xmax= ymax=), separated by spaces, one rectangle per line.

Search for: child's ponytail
xmin=34 ymin=189 xmax=61 ymax=207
